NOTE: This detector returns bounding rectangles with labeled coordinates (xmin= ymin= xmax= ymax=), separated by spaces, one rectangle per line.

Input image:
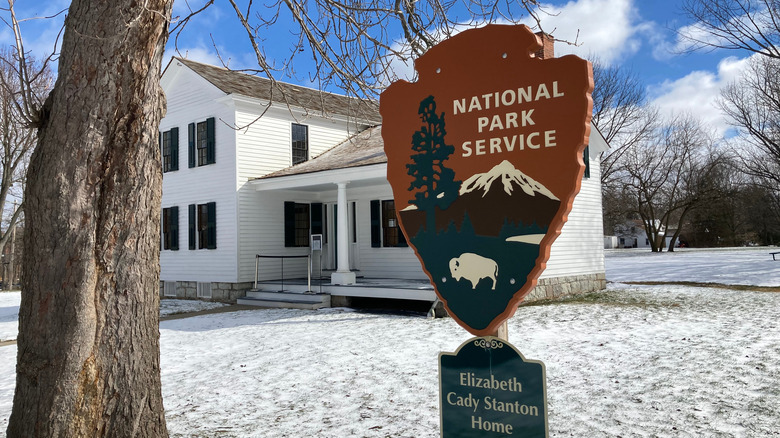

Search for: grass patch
xmin=520 ymin=289 xmax=676 ymax=309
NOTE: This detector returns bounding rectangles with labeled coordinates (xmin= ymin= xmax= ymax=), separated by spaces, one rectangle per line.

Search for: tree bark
xmin=8 ymin=0 xmax=172 ymax=436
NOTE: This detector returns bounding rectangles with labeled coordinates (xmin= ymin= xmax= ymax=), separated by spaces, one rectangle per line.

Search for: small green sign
xmin=439 ymin=337 xmax=548 ymax=437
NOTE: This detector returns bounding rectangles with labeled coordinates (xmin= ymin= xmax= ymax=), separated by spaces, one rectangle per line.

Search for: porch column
xmin=331 ymin=181 xmax=356 ymax=285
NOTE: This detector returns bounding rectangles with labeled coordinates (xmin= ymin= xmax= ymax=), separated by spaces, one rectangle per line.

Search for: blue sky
xmin=1 ymin=0 xmax=757 ymax=136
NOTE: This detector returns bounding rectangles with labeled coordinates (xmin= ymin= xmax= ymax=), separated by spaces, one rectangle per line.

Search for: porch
xmin=236 ymin=273 xmax=436 ymax=310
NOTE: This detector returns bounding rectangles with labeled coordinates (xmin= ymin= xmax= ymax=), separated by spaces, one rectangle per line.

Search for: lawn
xmin=1 ymin=247 xmax=779 ymax=437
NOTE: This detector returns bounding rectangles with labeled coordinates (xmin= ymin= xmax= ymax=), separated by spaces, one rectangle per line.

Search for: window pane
xmin=197 ymin=121 xmax=208 ymax=166
xmin=382 ymin=200 xmax=398 ymax=247
xmin=379 ymin=200 xmax=407 ymax=248
xmin=292 ymin=124 xmax=308 ymax=165
xmin=198 ymin=204 xmax=208 ymax=249
xmin=162 ymin=208 xmax=171 ymax=249
xmin=294 ymin=203 xmax=310 ymax=247
xmin=162 ymin=131 xmax=172 ymax=172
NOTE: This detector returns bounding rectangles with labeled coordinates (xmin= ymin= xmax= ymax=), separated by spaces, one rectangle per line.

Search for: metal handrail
xmin=254 ymin=254 xmax=311 ymax=292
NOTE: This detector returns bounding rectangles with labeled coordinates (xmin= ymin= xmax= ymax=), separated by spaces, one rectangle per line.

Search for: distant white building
xmin=158 ymin=57 xmax=609 ymax=305
xmin=613 ymin=220 xmax=674 ymax=249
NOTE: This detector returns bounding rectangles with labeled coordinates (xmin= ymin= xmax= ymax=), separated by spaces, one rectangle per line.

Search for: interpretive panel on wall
xmin=439 ymin=337 xmax=548 ymax=437
xmin=380 ymin=24 xmax=594 ymax=336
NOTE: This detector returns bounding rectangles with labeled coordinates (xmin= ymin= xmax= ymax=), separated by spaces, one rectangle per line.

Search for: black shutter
xmin=284 ymin=201 xmax=296 ymax=247
xmin=206 ymin=202 xmax=217 ymax=249
xmin=188 ymin=123 xmax=196 ymax=168
xmin=170 ymin=127 xmax=179 ymax=171
xmin=170 ymin=206 xmax=179 ymax=250
xmin=370 ymin=200 xmax=381 ymax=248
xmin=311 ymin=203 xmax=323 ymax=235
xmin=583 ymin=145 xmax=591 ymax=179
xmin=188 ymin=204 xmax=196 ymax=250
xmin=159 ymin=132 xmax=164 ymax=172
xmin=206 ymin=117 xmax=216 ymax=164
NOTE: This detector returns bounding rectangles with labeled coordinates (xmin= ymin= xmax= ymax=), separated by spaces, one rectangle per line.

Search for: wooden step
xmin=237 ymin=291 xmax=331 ymax=310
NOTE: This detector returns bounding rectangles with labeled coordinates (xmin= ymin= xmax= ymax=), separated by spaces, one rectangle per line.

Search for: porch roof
xmin=251 ymin=126 xmax=388 ymax=192
xmin=250 ymin=122 xmax=608 ymax=192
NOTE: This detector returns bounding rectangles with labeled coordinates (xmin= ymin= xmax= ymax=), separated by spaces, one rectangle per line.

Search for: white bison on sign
xmin=449 ymin=253 xmax=498 ymax=290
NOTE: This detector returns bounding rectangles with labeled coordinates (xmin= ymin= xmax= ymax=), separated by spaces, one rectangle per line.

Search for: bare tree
xmin=590 ymin=57 xmax=659 ymax=187
xmin=0 ymin=48 xmax=52 ymax=288
xmin=173 ymin=0 xmax=544 ymax=104
xmin=680 ymin=0 xmax=780 ymax=59
xmin=6 ymin=1 xmax=547 ymax=436
xmin=719 ymin=56 xmax=780 ymax=188
xmin=621 ymin=115 xmax=723 ymax=252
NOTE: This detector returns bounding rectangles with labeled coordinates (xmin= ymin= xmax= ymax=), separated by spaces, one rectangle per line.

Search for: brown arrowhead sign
xmin=380 ymin=24 xmax=593 ymax=336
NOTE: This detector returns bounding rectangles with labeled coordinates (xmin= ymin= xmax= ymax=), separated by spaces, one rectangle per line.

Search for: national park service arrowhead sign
xmin=380 ymin=25 xmax=593 ymax=336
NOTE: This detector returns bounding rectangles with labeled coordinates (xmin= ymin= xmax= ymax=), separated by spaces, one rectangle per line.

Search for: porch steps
xmin=237 ymin=290 xmax=331 ymax=310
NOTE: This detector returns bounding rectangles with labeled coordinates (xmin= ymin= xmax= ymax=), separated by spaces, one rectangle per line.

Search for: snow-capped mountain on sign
xmin=460 ymin=159 xmax=559 ymax=200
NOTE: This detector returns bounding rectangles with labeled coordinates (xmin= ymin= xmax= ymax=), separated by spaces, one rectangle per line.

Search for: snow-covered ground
xmin=0 ymin=294 xmax=229 ymax=343
xmin=160 ymin=298 xmax=229 ymax=317
xmin=1 ymin=248 xmax=780 ymax=436
xmin=0 ymin=292 xmax=20 ymax=343
xmin=606 ymin=246 xmax=780 ymax=286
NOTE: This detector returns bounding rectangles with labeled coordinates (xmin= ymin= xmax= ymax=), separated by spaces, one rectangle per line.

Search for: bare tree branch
xmin=680 ymin=0 xmax=780 ymax=58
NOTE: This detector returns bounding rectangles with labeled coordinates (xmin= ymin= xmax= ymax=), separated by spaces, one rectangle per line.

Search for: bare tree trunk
xmin=8 ymin=0 xmax=172 ymax=436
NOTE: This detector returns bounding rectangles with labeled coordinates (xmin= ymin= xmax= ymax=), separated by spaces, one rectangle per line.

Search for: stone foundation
xmin=524 ymin=272 xmax=607 ymax=302
xmin=159 ymin=273 xmax=606 ymax=306
xmin=330 ymin=295 xmax=353 ymax=307
xmin=159 ymin=281 xmax=254 ymax=303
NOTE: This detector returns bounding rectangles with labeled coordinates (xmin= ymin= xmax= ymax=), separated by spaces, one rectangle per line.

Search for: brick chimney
xmin=534 ymin=32 xmax=554 ymax=59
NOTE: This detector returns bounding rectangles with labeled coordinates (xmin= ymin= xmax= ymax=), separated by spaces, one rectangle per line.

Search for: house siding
xmin=234 ymin=104 xmax=370 ymax=282
xmin=541 ymin=154 xmax=605 ymax=279
xmin=160 ymin=66 xmax=239 ymax=283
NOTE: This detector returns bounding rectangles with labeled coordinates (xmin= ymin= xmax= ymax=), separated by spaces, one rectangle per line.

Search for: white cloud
xmin=165 ymin=45 xmax=224 ymax=68
xmin=648 ymin=55 xmax=754 ymax=136
xmin=530 ymin=0 xmax=647 ymax=64
xmin=0 ymin=1 xmax=68 ymax=66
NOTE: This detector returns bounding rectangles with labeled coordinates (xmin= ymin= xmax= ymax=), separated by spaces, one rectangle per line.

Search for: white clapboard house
xmin=159 ymin=55 xmax=608 ymax=308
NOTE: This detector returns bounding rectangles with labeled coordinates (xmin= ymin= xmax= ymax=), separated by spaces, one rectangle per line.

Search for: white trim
xmin=251 ymin=163 xmax=386 ymax=192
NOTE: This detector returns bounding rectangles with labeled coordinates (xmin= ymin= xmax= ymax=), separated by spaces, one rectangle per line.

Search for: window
xmin=188 ymin=202 xmax=216 ymax=250
xmin=160 ymin=127 xmax=179 ymax=172
xmin=162 ymin=206 xmax=179 ymax=250
xmin=370 ymin=200 xmax=407 ymax=248
xmin=583 ymin=145 xmax=590 ymax=179
xmin=292 ymin=123 xmax=308 ymax=165
xmin=197 ymin=121 xmax=208 ymax=165
xmin=293 ymin=203 xmax=310 ymax=247
xmin=188 ymin=117 xmax=215 ymax=167
xmin=351 ymin=202 xmax=357 ymax=243
xmin=163 ymin=282 xmax=177 ymax=297
xmin=284 ymin=202 xmax=312 ymax=247
xmin=196 ymin=282 xmax=212 ymax=299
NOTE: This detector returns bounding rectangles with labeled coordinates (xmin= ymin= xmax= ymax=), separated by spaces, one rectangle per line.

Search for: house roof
xmin=257 ymin=126 xmax=386 ymax=180
xmin=256 ymin=121 xmax=609 ymax=182
xmin=170 ymin=57 xmax=381 ymax=123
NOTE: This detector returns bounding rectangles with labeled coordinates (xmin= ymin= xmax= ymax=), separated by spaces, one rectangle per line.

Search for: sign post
xmin=380 ymin=24 xmax=593 ymax=437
